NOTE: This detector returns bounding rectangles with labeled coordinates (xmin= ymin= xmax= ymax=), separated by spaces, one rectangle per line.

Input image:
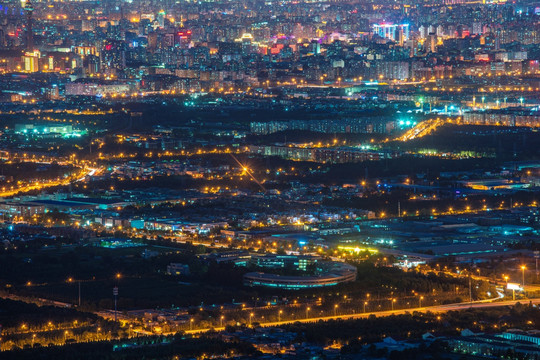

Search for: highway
xmin=183 ymin=298 xmax=540 ymax=335
xmin=397 ymin=117 xmax=448 ymax=141
xmin=0 ymin=166 xmax=102 ymax=198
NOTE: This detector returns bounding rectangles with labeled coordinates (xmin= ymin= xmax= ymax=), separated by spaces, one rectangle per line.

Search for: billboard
xmin=507 ymin=283 xmax=521 ymax=291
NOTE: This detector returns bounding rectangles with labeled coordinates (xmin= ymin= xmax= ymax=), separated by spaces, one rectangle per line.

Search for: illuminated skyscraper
xmin=23 ymin=0 xmax=33 ymax=51
xmin=101 ymin=40 xmax=126 ymax=74
xmin=372 ymin=23 xmax=410 ymax=42
xmin=157 ymin=10 xmax=165 ymax=29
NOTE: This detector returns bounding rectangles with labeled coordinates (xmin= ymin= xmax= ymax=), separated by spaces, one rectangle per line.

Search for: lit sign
xmin=507 ymin=283 xmax=521 ymax=291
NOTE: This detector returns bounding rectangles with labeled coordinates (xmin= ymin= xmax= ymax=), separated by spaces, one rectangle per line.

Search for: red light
xmin=105 ymin=44 xmax=112 ymax=51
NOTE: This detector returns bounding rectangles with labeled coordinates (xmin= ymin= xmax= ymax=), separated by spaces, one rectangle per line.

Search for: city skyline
xmin=1 ymin=0 xmax=540 ymax=359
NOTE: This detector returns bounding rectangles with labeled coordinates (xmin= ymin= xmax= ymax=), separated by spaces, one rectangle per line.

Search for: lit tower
xmin=23 ymin=0 xmax=34 ymax=51
xmin=157 ymin=10 xmax=165 ymax=28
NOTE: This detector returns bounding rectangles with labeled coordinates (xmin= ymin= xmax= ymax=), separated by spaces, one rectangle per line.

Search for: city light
xmin=1 ymin=0 xmax=539 ymax=357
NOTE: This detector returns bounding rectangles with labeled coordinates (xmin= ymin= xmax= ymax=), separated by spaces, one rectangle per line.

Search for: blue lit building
xmin=372 ymin=23 xmax=410 ymax=43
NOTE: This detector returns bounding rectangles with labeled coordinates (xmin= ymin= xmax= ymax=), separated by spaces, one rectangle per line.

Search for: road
xmin=0 ymin=292 xmax=73 ymax=308
xmin=435 ymin=270 xmax=540 ymax=293
xmin=474 ymin=275 xmax=540 ymax=292
xmin=4 ymin=289 xmax=538 ymax=338
xmin=183 ymin=298 xmax=540 ymax=335
xmin=396 ymin=118 xmax=448 ymax=141
xmin=0 ymin=166 xmax=102 ymax=197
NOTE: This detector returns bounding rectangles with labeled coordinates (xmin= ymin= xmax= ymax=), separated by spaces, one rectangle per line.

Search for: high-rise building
xmin=427 ymin=34 xmax=438 ymax=53
xmin=101 ymin=40 xmax=126 ymax=73
xmin=157 ymin=10 xmax=165 ymax=29
xmin=372 ymin=23 xmax=410 ymax=42
xmin=23 ymin=0 xmax=33 ymax=51
xmin=22 ymin=50 xmax=39 ymax=72
xmin=176 ymin=29 xmax=192 ymax=48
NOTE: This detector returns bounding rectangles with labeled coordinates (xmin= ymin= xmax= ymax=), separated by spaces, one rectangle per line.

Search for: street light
xmin=113 ymin=286 xmax=119 ymax=322
xmin=334 ymin=304 xmax=338 ymax=316
xmin=67 ymin=277 xmax=81 ymax=307
xmin=363 ymin=301 xmax=368 ymax=313
xmin=306 ymin=307 xmax=310 ymax=319
xmin=522 ymin=265 xmax=526 ymax=288
xmin=391 ymin=299 xmax=396 ymax=311
xmin=220 ymin=316 xmax=224 ymax=328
